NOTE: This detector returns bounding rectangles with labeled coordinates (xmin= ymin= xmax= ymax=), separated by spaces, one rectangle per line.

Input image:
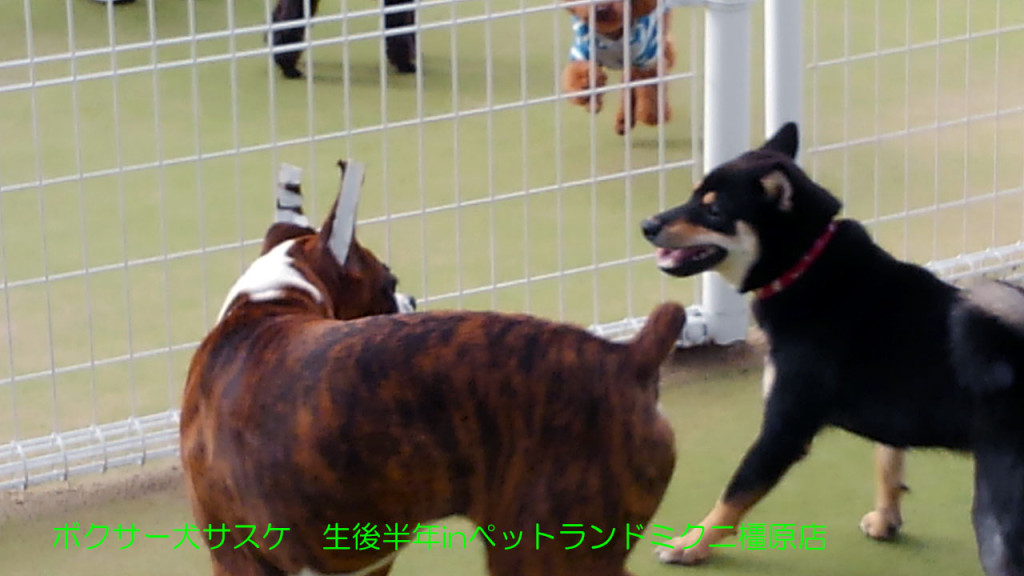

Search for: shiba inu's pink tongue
xmin=656 ymin=247 xmax=687 ymax=268
xmin=656 ymin=245 xmax=725 ymax=268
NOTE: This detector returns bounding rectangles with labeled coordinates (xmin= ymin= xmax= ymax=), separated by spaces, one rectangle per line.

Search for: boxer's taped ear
xmin=328 ymin=159 xmax=365 ymax=267
xmin=275 ymin=163 xmax=309 ymax=226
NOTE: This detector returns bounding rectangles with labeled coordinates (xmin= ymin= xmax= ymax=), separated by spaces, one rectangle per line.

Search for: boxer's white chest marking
xmin=217 ymin=239 xmax=323 ymax=322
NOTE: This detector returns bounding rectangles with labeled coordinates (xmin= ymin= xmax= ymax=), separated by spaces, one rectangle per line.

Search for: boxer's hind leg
xmin=480 ymin=475 xmax=660 ymax=576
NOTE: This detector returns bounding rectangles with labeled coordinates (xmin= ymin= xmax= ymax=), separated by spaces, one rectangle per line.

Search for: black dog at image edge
xmin=951 ymin=278 xmax=1024 ymax=576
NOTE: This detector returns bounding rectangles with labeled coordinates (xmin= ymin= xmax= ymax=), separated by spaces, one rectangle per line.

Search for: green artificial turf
xmin=0 ymin=356 xmax=982 ymax=576
xmin=0 ymin=0 xmax=704 ymax=444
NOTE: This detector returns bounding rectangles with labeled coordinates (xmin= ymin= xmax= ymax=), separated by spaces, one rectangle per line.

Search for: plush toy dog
xmin=268 ymin=0 xmax=417 ymax=79
xmin=562 ymin=0 xmax=676 ymax=135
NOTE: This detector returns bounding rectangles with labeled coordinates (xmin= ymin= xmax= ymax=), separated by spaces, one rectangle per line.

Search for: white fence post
xmin=701 ymin=0 xmax=756 ymax=345
xmin=764 ymin=0 xmax=803 ymax=150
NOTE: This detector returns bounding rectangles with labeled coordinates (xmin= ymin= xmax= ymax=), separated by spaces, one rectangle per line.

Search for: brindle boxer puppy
xmin=181 ymin=160 xmax=686 ymax=576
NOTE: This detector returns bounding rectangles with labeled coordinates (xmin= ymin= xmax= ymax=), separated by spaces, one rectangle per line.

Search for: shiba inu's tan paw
xmin=860 ymin=508 xmax=903 ymax=540
xmin=655 ymin=533 xmax=712 ymax=565
xmin=653 ymin=522 xmax=737 ymax=565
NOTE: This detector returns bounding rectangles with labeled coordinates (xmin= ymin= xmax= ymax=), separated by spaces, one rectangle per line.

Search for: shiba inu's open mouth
xmin=655 ymin=244 xmax=727 ymax=277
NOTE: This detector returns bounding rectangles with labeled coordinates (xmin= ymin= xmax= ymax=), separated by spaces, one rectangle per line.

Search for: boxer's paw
xmin=654 ymin=528 xmax=713 ymax=566
xmin=860 ymin=508 xmax=902 ymax=541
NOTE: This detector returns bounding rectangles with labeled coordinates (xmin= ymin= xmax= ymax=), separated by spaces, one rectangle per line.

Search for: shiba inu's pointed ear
xmin=321 ymin=159 xmax=365 ymax=267
xmin=761 ymin=169 xmax=794 ymax=211
xmin=761 ymin=122 xmax=799 ymax=159
xmin=761 ymin=159 xmax=842 ymax=221
xmin=274 ymin=163 xmax=309 ymax=226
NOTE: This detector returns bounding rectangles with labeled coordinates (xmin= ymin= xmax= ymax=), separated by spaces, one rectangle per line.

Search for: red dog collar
xmin=754 ymin=221 xmax=838 ymax=300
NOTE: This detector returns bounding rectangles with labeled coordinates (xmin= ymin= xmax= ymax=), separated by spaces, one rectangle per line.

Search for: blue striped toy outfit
xmin=569 ymin=8 xmax=664 ymax=70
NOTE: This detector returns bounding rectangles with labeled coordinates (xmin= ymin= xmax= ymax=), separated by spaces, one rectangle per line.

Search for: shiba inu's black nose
xmin=641 ymin=217 xmax=663 ymax=241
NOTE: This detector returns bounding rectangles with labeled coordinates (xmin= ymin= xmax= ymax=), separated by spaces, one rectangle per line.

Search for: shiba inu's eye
xmin=705 ymin=203 xmax=721 ymax=218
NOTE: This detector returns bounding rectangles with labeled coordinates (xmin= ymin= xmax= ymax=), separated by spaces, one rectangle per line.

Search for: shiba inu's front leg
xmin=860 ymin=444 xmax=908 ymax=540
xmin=657 ymin=370 xmax=824 ymax=565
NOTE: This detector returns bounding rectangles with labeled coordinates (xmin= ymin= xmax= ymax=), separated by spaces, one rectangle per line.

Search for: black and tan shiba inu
xmin=640 ymin=122 xmax=1022 ymax=571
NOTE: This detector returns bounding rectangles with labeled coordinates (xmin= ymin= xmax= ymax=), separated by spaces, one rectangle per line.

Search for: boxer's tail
xmin=629 ymin=302 xmax=686 ymax=382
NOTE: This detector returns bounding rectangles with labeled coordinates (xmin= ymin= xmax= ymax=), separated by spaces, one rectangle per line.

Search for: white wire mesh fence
xmin=0 ymin=0 xmax=1022 ymax=491
xmin=801 ymin=0 xmax=1024 ymax=284
xmin=0 ymin=0 xmax=703 ymax=490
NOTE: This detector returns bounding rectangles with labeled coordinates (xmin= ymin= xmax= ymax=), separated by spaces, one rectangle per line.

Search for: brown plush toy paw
xmin=562 ymin=60 xmax=608 ymax=114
